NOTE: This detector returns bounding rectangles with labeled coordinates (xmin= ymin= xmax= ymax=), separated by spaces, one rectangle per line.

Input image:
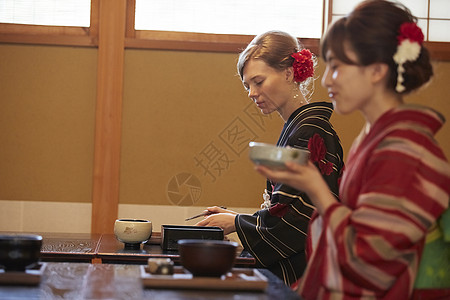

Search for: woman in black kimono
xmin=196 ymin=30 xmax=344 ymax=286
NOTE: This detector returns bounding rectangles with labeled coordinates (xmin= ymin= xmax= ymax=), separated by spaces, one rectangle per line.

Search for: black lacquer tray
xmin=161 ymin=225 xmax=224 ymax=251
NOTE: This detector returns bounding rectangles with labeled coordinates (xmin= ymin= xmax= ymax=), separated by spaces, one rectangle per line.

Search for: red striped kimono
xmin=299 ymin=105 xmax=450 ymax=300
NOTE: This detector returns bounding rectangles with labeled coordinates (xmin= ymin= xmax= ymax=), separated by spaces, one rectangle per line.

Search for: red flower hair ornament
xmin=291 ymin=49 xmax=314 ymax=83
xmin=308 ymin=133 xmax=333 ymax=176
xmin=393 ymin=22 xmax=424 ymax=93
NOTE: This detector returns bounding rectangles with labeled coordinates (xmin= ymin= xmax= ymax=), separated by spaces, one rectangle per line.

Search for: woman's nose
xmin=321 ymin=67 xmax=333 ymax=88
xmin=248 ymin=87 xmax=257 ymax=100
xmin=321 ymin=67 xmax=332 ymax=88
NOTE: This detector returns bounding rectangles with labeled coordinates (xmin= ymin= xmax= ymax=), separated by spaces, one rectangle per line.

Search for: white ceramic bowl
xmin=114 ymin=219 xmax=152 ymax=249
xmin=248 ymin=142 xmax=310 ymax=169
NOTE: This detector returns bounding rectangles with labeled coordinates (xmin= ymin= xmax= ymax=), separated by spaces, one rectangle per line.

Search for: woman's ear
xmin=285 ymin=66 xmax=295 ymax=82
xmin=370 ymin=62 xmax=390 ymax=84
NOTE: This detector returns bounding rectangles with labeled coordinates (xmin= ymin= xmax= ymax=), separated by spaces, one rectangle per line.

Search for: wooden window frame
xmin=0 ymin=0 xmax=448 ymax=60
xmin=0 ymin=0 xmax=99 ymax=47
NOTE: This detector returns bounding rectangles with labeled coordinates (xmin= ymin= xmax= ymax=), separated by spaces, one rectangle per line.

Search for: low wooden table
xmin=0 ymin=231 xmax=255 ymax=266
xmin=96 ymin=233 xmax=256 ymax=267
xmin=0 ymin=232 xmax=102 ymax=263
xmin=40 ymin=232 xmax=102 ymax=263
xmin=0 ymin=262 xmax=301 ymax=299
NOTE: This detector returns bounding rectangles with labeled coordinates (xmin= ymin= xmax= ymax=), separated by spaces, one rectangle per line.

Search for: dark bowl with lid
xmin=0 ymin=234 xmax=43 ymax=272
xmin=178 ymin=239 xmax=238 ymax=277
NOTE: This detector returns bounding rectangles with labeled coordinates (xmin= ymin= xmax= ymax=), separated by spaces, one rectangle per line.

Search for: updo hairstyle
xmin=237 ymin=30 xmax=316 ymax=100
xmin=321 ymin=0 xmax=433 ymax=94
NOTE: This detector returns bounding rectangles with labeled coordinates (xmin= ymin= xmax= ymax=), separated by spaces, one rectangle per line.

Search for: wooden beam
xmin=91 ymin=0 xmax=126 ymax=234
xmin=0 ymin=23 xmax=96 ymax=47
xmin=125 ymin=0 xmax=136 ymax=38
xmin=89 ymin=0 xmax=100 ymax=44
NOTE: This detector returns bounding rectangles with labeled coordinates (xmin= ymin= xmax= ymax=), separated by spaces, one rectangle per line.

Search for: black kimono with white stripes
xmin=235 ymin=101 xmax=344 ymax=286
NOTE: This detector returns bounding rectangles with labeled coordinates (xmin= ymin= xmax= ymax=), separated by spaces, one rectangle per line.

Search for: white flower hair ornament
xmin=393 ymin=22 xmax=424 ymax=93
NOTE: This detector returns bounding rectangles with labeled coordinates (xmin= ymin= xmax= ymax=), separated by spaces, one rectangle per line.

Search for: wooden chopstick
xmin=185 ymin=206 xmax=227 ymax=221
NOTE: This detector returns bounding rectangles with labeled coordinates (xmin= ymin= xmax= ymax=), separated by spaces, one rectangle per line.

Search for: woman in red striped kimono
xmin=196 ymin=31 xmax=344 ymax=286
xmin=256 ymin=1 xmax=450 ymax=299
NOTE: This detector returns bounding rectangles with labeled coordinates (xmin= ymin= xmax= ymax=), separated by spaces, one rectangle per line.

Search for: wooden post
xmin=91 ymin=0 xmax=126 ymax=234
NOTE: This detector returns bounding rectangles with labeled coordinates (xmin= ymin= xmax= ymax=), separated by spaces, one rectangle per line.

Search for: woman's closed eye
xmin=328 ymin=62 xmax=339 ymax=71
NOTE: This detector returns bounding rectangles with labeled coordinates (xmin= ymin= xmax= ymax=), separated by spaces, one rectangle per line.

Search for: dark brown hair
xmin=321 ymin=0 xmax=433 ymax=94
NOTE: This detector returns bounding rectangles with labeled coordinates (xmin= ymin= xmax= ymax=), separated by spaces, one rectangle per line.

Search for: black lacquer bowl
xmin=178 ymin=239 xmax=238 ymax=277
xmin=0 ymin=234 xmax=43 ymax=272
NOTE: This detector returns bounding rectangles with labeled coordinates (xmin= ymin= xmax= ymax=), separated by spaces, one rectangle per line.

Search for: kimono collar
xmin=372 ymin=104 xmax=445 ymax=136
xmin=277 ymin=101 xmax=334 ymax=147
xmin=285 ymin=101 xmax=333 ymax=125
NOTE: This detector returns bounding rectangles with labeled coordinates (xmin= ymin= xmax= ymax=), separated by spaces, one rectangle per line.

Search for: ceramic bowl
xmin=114 ymin=219 xmax=152 ymax=249
xmin=248 ymin=142 xmax=310 ymax=169
xmin=178 ymin=239 xmax=238 ymax=277
xmin=0 ymin=234 xmax=43 ymax=272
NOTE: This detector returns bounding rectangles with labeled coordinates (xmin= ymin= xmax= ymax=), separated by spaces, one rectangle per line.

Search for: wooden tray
xmin=141 ymin=266 xmax=267 ymax=291
xmin=0 ymin=263 xmax=46 ymax=286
